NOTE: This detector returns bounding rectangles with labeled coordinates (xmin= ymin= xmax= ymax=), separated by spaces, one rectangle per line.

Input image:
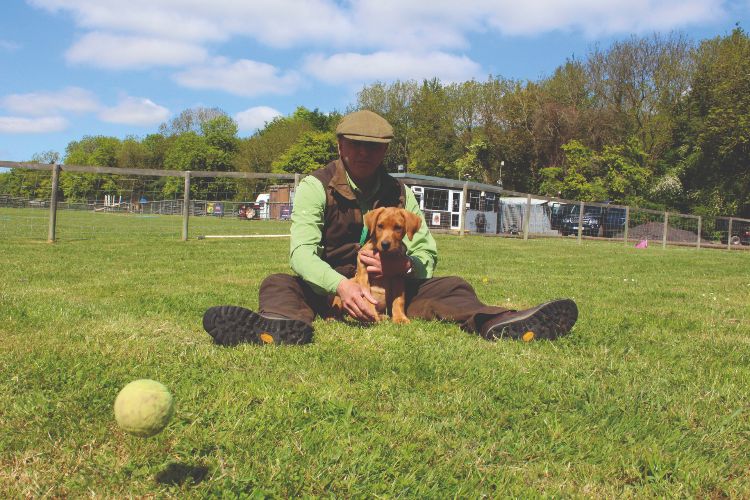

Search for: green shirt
xmin=289 ymin=172 xmax=438 ymax=295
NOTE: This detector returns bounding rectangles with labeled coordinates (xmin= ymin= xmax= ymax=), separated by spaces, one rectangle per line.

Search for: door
xmin=449 ymin=190 xmax=462 ymax=230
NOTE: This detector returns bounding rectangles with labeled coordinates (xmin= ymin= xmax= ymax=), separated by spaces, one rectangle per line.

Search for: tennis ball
xmin=114 ymin=379 xmax=174 ymax=437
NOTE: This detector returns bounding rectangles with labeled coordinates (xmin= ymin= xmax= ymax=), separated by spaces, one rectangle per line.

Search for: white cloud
xmin=98 ymin=96 xmax=170 ymax=126
xmin=66 ymin=32 xmax=207 ymax=69
xmin=29 ymin=0 xmax=351 ymax=46
xmin=305 ymin=51 xmax=483 ymax=85
xmin=0 ymin=40 xmax=21 ymax=52
xmin=0 ymin=116 xmax=68 ymax=134
xmin=29 ymin=0 xmax=727 ymax=53
xmin=482 ymin=0 xmax=725 ymax=37
xmin=174 ymin=57 xmax=300 ymax=96
xmin=235 ymin=106 xmax=282 ymax=133
xmin=1 ymin=87 xmax=99 ymax=116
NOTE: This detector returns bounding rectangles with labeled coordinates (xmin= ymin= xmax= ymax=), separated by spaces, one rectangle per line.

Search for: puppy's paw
xmin=392 ymin=316 xmax=410 ymax=325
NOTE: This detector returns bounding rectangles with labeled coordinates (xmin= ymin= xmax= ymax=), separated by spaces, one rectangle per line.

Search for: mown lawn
xmin=1 ymin=215 xmax=749 ymax=497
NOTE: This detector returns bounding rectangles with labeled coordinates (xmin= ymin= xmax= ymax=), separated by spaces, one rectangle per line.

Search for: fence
xmin=1 ymin=160 xmax=749 ymax=251
xmin=0 ymin=161 xmax=297 ymax=241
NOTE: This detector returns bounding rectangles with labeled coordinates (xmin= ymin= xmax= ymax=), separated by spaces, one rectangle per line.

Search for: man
xmin=203 ymin=110 xmax=578 ymax=346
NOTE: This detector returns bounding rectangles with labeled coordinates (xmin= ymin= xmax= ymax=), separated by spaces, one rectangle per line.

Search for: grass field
xmin=1 ymin=215 xmax=749 ymax=497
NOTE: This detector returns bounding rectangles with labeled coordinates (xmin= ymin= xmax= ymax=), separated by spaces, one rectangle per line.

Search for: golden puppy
xmin=333 ymin=207 xmax=421 ymax=324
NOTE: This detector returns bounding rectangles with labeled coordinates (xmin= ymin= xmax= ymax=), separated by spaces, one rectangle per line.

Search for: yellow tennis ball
xmin=114 ymin=379 xmax=174 ymax=437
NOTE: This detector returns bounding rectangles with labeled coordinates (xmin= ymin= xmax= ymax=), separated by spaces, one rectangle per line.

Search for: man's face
xmin=338 ymin=137 xmax=388 ymax=183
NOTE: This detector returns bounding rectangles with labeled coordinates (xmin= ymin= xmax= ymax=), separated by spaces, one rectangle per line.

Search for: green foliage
xmin=454 ymin=139 xmax=490 ymax=182
xmin=64 ymin=136 xmax=123 ymax=168
xmin=541 ymin=139 xmax=649 ymax=203
xmin=356 ymin=81 xmax=419 ymax=171
xmin=677 ymin=27 xmax=750 ymax=216
xmin=408 ymin=79 xmax=458 ymax=178
xmin=236 ymin=107 xmax=337 ymax=174
xmin=599 ymin=137 xmax=651 ymax=204
xmin=201 ymin=115 xmax=239 ymax=155
xmin=0 ymin=169 xmax=51 ymax=200
xmin=271 ymin=131 xmax=337 ymax=174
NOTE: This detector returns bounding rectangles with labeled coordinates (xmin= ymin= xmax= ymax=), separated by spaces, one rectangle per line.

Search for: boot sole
xmin=203 ymin=306 xmax=313 ymax=346
xmin=484 ymin=299 xmax=578 ymax=341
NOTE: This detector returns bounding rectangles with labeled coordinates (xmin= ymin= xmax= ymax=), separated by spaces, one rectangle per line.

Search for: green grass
xmin=1 ymin=215 xmax=750 ymax=497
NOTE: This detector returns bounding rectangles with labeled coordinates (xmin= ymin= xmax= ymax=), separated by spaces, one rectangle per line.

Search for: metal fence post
xmin=624 ymin=205 xmax=630 ymax=245
xmin=662 ymin=211 xmax=669 ymax=248
xmin=182 ymin=171 xmax=191 ymax=241
xmin=523 ymin=194 xmax=531 ymax=240
xmin=696 ymin=216 xmax=702 ymax=250
xmin=47 ymin=163 xmax=60 ymax=243
xmin=577 ymin=201 xmax=584 ymax=244
xmin=727 ymin=217 xmax=734 ymax=250
xmin=460 ymin=181 xmax=468 ymax=237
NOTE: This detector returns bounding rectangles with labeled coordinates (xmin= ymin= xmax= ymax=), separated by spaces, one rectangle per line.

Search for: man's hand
xmin=336 ymin=279 xmax=379 ymax=322
xmin=359 ymin=249 xmax=411 ymax=278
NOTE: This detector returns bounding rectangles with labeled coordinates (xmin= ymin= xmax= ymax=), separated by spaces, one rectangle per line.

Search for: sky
xmin=1 ymin=0 xmax=749 ymax=163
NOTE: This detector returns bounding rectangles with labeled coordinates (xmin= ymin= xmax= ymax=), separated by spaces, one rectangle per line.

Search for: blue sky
xmin=1 ymin=0 xmax=749 ymax=163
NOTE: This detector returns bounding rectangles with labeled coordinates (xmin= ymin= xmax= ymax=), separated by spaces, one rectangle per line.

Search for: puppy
xmin=333 ymin=207 xmax=422 ymax=324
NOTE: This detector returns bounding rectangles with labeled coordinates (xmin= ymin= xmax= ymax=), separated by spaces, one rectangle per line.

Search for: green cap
xmin=336 ymin=110 xmax=394 ymax=143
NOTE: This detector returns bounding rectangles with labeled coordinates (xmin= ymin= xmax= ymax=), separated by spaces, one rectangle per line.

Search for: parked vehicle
xmin=720 ymin=228 xmax=750 ymax=245
xmin=549 ymin=202 xmax=574 ymax=231
xmin=560 ymin=203 xmax=626 ymax=238
xmin=236 ymin=193 xmax=270 ymax=220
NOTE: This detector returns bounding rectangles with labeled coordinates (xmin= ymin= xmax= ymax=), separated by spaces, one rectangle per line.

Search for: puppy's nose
xmin=381 ymin=240 xmax=391 ymax=250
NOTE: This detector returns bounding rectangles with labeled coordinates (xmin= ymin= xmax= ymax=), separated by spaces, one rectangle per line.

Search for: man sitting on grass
xmin=203 ymin=110 xmax=578 ymax=346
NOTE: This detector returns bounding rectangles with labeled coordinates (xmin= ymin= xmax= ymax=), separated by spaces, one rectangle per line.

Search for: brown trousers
xmin=259 ymin=274 xmax=509 ymax=333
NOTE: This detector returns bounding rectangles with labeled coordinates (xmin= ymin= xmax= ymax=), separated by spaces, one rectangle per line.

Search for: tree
xmin=587 ymin=33 xmax=694 ymax=158
xmin=408 ymin=79 xmax=458 ymax=178
xmin=599 ymin=137 xmax=651 ymax=204
xmin=0 ymin=151 xmax=59 ymax=199
xmin=158 ymin=107 xmax=227 ymax=136
xmin=540 ymin=138 xmax=649 ymax=203
xmin=61 ymin=136 xmax=123 ymax=202
xmin=677 ymin=28 xmax=750 ymax=216
xmin=356 ymin=81 xmax=418 ymax=170
xmin=64 ymin=136 xmax=122 ymax=167
xmin=271 ymin=131 xmax=337 ymax=174
xmin=235 ymin=107 xmax=338 ymax=173
xmin=201 ymin=115 xmax=239 ymax=157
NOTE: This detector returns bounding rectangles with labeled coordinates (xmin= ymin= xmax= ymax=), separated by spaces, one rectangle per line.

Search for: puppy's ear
xmin=404 ymin=210 xmax=422 ymax=240
xmin=364 ymin=207 xmax=385 ymax=232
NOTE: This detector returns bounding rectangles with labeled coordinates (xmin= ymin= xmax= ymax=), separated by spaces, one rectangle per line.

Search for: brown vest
xmin=311 ymin=159 xmax=406 ymax=278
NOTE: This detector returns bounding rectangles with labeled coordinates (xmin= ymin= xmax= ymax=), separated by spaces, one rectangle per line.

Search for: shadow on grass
xmin=155 ymin=462 xmax=209 ymax=486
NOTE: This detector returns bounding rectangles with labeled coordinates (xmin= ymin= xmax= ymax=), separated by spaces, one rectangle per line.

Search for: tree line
xmin=2 ymin=28 xmax=749 ymax=217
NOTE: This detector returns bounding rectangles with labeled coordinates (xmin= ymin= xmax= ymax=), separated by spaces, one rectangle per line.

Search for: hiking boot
xmin=203 ymin=306 xmax=313 ymax=346
xmin=480 ymin=299 xmax=578 ymax=341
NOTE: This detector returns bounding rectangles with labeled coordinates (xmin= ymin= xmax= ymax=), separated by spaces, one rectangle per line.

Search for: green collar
xmin=359 ymin=224 xmax=368 ymax=246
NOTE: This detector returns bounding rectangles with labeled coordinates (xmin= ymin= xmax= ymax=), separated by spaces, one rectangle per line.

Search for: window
xmin=423 ymin=188 xmax=449 ymax=211
xmin=468 ymin=190 xmax=481 ymax=210
xmin=484 ymin=193 xmax=498 ymax=212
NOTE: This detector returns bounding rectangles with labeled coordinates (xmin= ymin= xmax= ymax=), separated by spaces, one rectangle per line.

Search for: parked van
xmin=255 ymin=193 xmax=270 ymax=220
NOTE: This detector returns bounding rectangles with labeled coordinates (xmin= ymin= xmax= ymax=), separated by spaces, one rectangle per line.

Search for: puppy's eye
xmin=377 ymin=223 xmax=384 ymax=229
xmin=394 ymin=225 xmax=402 ymax=231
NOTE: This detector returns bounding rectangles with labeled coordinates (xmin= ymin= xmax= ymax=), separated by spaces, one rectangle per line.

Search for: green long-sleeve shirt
xmin=289 ymin=173 xmax=438 ymax=295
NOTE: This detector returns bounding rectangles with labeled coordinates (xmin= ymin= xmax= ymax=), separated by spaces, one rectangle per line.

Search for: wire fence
xmin=1 ymin=161 xmax=749 ymax=251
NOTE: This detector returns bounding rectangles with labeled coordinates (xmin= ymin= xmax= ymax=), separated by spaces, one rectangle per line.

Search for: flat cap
xmin=335 ymin=110 xmax=393 ymax=143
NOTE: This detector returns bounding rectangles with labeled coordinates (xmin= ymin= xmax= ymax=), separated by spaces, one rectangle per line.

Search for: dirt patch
xmin=619 ymin=221 xmax=708 ymax=243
